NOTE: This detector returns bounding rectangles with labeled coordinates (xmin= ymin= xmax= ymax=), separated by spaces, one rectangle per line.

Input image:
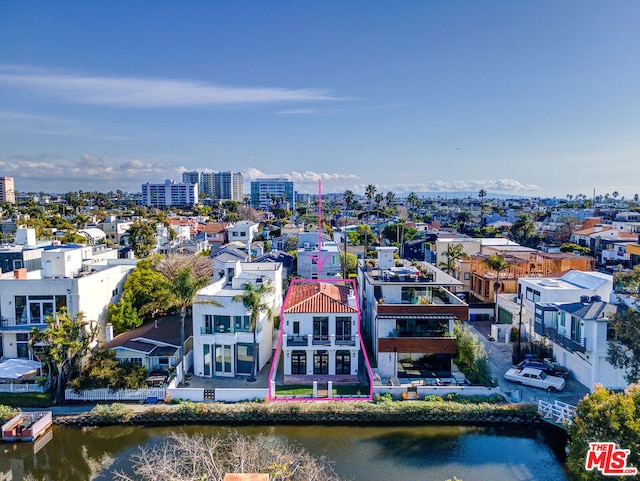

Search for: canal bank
xmin=47 ymin=399 xmax=547 ymax=428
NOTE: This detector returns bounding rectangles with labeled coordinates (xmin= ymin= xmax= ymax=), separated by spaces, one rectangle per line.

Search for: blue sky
xmin=1 ymin=1 xmax=640 ymax=198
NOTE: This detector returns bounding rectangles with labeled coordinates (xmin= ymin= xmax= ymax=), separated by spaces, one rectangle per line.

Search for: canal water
xmin=1 ymin=424 xmax=568 ymax=481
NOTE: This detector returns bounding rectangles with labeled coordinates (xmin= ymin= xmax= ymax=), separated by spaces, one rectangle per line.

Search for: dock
xmin=2 ymin=411 xmax=53 ymax=442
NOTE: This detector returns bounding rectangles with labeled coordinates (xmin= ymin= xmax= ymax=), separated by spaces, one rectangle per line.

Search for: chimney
xmin=105 ymin=323 xmax=114 ymax=342
xmin=13 ymin=268 xmax=27 ymax=279
xmin=590 ymin=295 xmax=601 ymax=302
xmin=580 ymin=295 xmax=590 ymax=303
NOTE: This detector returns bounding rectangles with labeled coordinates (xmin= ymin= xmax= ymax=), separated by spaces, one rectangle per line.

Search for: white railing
xmin=0 ymin=383 xmax=44 ymax=393
xmin=538 ymin=399 xmax=577 ymax=426
xmin=64 ymin=387 xmax=166 ymax=402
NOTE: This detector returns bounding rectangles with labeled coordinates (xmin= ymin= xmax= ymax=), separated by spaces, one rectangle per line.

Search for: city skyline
xmin=1 ymin=2 xmax=640 ymax=197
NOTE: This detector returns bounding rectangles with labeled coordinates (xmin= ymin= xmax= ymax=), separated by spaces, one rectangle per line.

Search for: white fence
xmin=215 ymin=388 xmax=268 ymax=402
xmin=538 ymin=399 xmax=577 ymax=426
xmin=373 ymin=385 xmax=501 ymax=400
xmin=0 ymin=383 xmax=44 ymax=393
xmin=64 ymin=387 xmax=166 ymax=402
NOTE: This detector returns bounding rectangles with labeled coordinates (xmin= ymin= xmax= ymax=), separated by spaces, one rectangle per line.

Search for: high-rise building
xmin=0 ymin=177 xmax=15 ymax=204
xmin=182 ymin=171 xmax=201 ymax=187
xmin=250 ymin=178 xmax=294 ymax=211
xmin=141 ymin=180 xmax=198 ymax=208
xmin=215 ymin=171 xmax=244 ymax=201
xmin=184 ymin=170 xmax=243 ymax=201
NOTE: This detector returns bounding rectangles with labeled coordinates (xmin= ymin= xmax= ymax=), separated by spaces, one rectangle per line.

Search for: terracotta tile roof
xmin=284 ymin=282 xmax=357 ymax=314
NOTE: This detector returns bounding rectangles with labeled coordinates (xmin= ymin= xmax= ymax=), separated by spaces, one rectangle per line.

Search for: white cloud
xmin=368 ymin=179 xmax=542 ymax=195
xmin=244 ymin=168 xmax=359 ymax=185
xmin=0 ymin=153 xmax=177 ymax=192
xmin=0 ymin=66 xmax=342 ymax=108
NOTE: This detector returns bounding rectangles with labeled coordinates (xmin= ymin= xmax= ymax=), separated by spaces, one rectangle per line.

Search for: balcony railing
xmin=286 ymin=335 xmax=309 ymax=346
xmin=535 ymin=323 xmax=587 ymax=353
xmin=284 ymin=333 xmax=358 ymax=348
xmin=200 ymin=325 xmax=252 ymax=335
xmin=0 ymin=317 xmax=46 ymax=331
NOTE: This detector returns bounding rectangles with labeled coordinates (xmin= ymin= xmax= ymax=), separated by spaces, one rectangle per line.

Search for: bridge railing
xmin=538 ymin=399 xmax=577 ymax=426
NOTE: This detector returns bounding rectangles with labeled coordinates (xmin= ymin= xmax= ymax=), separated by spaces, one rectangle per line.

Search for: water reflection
xmin=0 ymin=424 xmax=568 ymax=481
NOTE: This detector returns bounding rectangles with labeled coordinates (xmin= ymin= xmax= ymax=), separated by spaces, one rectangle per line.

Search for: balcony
xmin=0 ymin=317 xmax=45 ymax=331
xmin=200 ymin=325 xmax=253 ymax=335
xmin=535 ymin=323 xmax=587 ymax=353
xmin=286 ymin=335 xmax=309 ymax=347
xmin=284 ymin=333 xmax=358 ymax=348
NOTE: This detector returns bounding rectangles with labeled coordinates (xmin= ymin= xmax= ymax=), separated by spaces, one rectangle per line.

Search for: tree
xmin=30 ymin=309 xmax=98 ymax=403
xmin=567 ymin=384 xmax=640 ymax=481
xmin=115 ymin=431 xmax=343 ymax=481
xmin=108 ymin=257 xmax=172 ymax=333
xmin=155 ymin=254 xmax=219 ymax=385
xmin=232 ymin=281 xmax=275 ymax=382
xmin=72 ymin=349 xmax=148 ymax=390
xmin=478 ymin=189 xmax=487 ymax=237
xmin=455 ymin=211 xmax=471 ymax=234
xmin=347 ymin=224 xmax=374 ymax=246
xmin=374 ymin=193 xmax=384 ymax=241
xmin=127 ymin=220 xmax=157 ymax=258
xmin=482 ymin=253 xmax=513 ymax=321
xmin=382 ymin=222 xmax=420 ymax=244
xmin=406 ymin=192 xmax=420 ymax=222
xmin=439 ymin=243 xmax=468 ymax=275
xmin=509 ymin=214 xmax=536 ymax=247
xmin=607 ymin=269 xmax=640 ymax=384
xmin=365 ymin=184 xmax=377 ymax=210
xmin=340 ymin=252 xmax=358 ymax=276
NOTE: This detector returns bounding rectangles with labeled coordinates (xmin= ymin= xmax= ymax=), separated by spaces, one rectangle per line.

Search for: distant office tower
xmin=141 ymin=180 xmax=198 ymax=208
xmin=0 ymin=177 xmax=15 ymax=204
xmin=251 ymin=178 xmax=294 ymax=211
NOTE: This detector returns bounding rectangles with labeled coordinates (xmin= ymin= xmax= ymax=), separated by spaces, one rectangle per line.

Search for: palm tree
xmin=156 ymin=255 xmax=219 ymax=386
xmin=365 ymin=184 xmax=376 ymax=211
xmin=438 ymin=243 xmax=468 ymax=276
xmin=374 ymin=193 xmax=384 ymax=242
xmin=456 ymin=211 xmax=471 ymax=234
xmin=478 ymin=189 xmax=487 ymax=237
xmin=343 ymin=190 xmax=355 ymax=278
xmin=406 ymin=192 xmax=419 ymax=222
xmin=232 ymin=281 xmax=275 ymax=382
xmin=483 ymin=253 xmax=513 ymax=321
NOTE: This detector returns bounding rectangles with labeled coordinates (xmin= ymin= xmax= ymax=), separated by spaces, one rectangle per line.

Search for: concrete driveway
xmin=468 ymin=322 xmax=590 ymax=406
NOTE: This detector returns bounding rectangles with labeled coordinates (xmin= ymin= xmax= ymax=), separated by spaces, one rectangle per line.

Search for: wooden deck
xmin=2 ymin=411 xmax=52 ymax=442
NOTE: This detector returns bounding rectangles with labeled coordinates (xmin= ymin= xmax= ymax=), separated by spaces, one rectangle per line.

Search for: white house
xmin=515 ymin=270 xmax=613 ymax=344
xmin=227 ymin=221 xmax=259 ymax=250
xmin=0 ymin=245 xmax=136 ymax=360
xmin=192 ymin=260 xmax=282 ymax=378
xmin=281 ymin=281 xmax=360 ymax=383
xmin=534 ymin=297 xmax=628 ymax=391
xmin=296 ymin=232 xmax=342 ymax=279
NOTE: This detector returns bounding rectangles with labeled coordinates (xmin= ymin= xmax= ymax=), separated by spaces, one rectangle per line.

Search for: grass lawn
xmin=274 ymin=384 xmax=313 ymax=396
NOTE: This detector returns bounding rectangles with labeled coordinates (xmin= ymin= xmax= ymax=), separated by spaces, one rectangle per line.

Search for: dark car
xmin=516 ymin=359 xmax=570 ymax=379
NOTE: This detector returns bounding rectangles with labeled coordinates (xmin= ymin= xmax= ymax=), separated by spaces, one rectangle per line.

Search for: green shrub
xmin=74 ymin=349 xmax=149 ymax=391
xmin=373 ymin=393 xmax=394 ymax=404
xmin=0 ymin=404 xmax=16 ymax=422
xmin=422 ymin=394 xmax=444 ymax=403
xmin=177 ymin=401 xmax=198 ymax=415
xmin=90 ymin=403 xmax=134 ymax=422
xmin=0 ymin=392 xmax=53 ymax=408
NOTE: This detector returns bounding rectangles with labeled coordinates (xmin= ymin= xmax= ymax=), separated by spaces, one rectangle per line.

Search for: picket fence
xmin=64 ymin=387 xmax=166 ymax=402
xmin=0 ymin=383 xmax=44 ymax=393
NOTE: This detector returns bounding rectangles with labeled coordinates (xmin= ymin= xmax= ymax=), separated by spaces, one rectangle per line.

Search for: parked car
xmin=516 ymin=359 xmax=570 ymax=379
xmin=504 ymin=367 xmax=565 ymax=392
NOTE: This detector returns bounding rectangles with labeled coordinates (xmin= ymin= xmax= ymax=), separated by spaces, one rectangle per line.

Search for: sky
xmin=1 ymin=1 xmax=640 ymax=198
